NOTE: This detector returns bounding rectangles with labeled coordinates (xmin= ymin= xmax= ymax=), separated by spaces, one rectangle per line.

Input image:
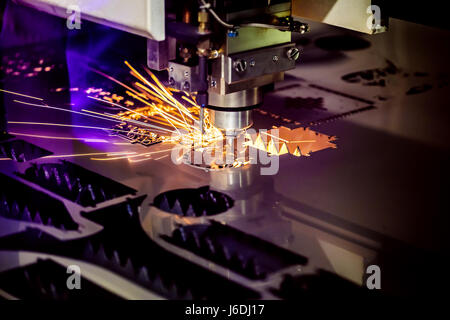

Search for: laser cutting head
xmin=161 ymin=0 xmax=307 ymax=134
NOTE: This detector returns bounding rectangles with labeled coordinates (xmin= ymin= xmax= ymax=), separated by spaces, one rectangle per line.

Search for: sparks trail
xmin=94 ymin=62 xmax=213 ymax=133
xmin=86 ymin=96 xmax=176 ymax=133
xmin=42 ymin=151 xmax=137 ymax=159
xmin=9 ymin=132 xmax=109 ymax=143
xmin=81 ymin=109 xmax=171 ymax=134
xmin=0 ymin=89 xmax=44 ymax=101
xmin=7 ymin=121 xmax=168 ymax=141
xmin=90 ymin=147 xmax=173 ymax=162
xmin=13 ymin=100 xmax=124 ymax=124
xmin=0 ymin=152 xmax=137 ymax=161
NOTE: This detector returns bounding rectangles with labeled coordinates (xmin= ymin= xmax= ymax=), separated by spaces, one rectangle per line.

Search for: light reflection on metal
xmin=246 ymin=126 xmax=337 ymax=157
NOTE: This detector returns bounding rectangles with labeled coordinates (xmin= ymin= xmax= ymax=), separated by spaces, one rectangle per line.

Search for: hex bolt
xmin=233 ymin=59 xmax=247 ymax=73
xmin=286 ymin=47 xmax=300 ymax=61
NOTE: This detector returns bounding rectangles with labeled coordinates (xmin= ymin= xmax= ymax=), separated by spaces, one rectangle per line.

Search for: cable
xmin=239 ymin=23 xmax=290 ymax=31
xmin=199 ymin=0 xmax=235 ymax=29
xmin=198 ymin=1 xmax=306 ymax=33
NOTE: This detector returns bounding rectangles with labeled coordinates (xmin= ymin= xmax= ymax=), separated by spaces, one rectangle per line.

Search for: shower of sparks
xmin=95 ymin=62 xmax=219 ymax=139
xmin=4 ymin=62 xmax=244 ymax=168
xmin=3 ymin=61 xmax=337 ymax=168
xmin=87 ymin=61 xmax=237 ymax=167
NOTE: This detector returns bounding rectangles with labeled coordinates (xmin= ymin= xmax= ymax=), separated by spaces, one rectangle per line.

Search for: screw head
xmin=272 ymin=55 xmax=279 ymax=62
xmin=184 ymin=71 xmax=189 ymax=78
xmin=287 ymin=47 xmax=300 ymax=61
xmin=183 ymin=81 xmax=190 ymax=90
xmin=249 ymin=59 xmax=256 ymax=67
xmin=233 ymin=59 xmax=247 ymax=73
xmin=168 ymin=77 xmax=175 ymax=86
xmin=210 ymin=80 xmax=217 ymax=88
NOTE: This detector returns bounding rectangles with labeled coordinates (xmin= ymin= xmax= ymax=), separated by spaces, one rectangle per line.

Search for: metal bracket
xmin=225 ymin=43 xmax=297 ymax=84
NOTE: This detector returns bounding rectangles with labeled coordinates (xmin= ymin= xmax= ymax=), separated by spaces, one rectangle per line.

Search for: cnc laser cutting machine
xmin=1 ymin=0 xmax=449 ymax=301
